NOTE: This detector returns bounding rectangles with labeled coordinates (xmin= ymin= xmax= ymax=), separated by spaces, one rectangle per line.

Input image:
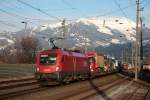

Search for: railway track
xmin=144 ymin=88 xmax=150 ymax=100
xmin=52 ymin=73 xmax=150 ymax=100
xmin=0 ymin=68 xmax=34 ymax=79
xmin=0 ymin=78 xmax=38 ymax=90
xmin=0 ymin=73 xmax=122 ymax=100
xmin=82 ymin=78 xmax=150 ymax=100
xmin=0 ymin=76 xmax=34 ymax=83
xmin=59 ymin=75 xmax=129 ymax=100
xmin=123 ymin=81 xmax=150 ymax=100
xmin=0 ymin=76 xmax=62 ymax=99
xmin=0 ymin=77 xmax=43 ymax=99
xmin=1 ymin=73 xmax=149 ymax=100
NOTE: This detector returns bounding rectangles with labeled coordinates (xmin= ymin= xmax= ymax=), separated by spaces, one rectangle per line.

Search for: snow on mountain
xmin=0 ymin=16 xmax=141 ymax=50
xmin=33 ymin=16 xmax=136 ymax=49
xmin=78 ymin=17 xmax=136 ymax=41
xmin=0 ymin=32 xmax=15 ymax=49
xmin=0 ymin=37 xmax=14 ymax=44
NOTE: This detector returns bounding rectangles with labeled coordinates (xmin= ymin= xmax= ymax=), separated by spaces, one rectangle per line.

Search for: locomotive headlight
xmin=37 ymin=68 xmax=39 ymax=72
xmin=91 ymin=69 xmax=94 ymax=72
xmin=56 ymin=67 xmax=59 ymax=71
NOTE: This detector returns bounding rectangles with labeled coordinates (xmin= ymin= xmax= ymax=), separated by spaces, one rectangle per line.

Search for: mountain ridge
xmin=1 ymin=16 xmax=150 ymax=50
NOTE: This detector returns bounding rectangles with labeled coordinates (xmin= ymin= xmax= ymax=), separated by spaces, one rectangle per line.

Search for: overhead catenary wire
xmin=0 ymin=8 xmax=40 ymax=27
xmin=0 ymin=0 xmax=88 ymax=23
xmin=0 ymin=8 xmax=37 ymax=24
xmin=61 ymin=0 xmax=75 ymax=9
xmin=92 ymin=1 xmax=134 ymax=20
xmin=61 ymin=0 xmax=145 ymax=21
xmin=0 ymin=8 xmax=23 ymax=19
xmin=0 ymin=8 xmax=71 ymax=31
xmin=0 ymin=2 xmax=42 ymax=21
xmin=113 ymin=0 xmax=136 ymax=27
xmin=0 ymin=0 xmax=76 ymax=22
xmin=89 ymin=0 xmax=149 ymax=19
xmin=0 ymin=0 xmax=149 ymax=32
xmin=82 ymin=0 xmax=148 ymax=19
xmin=79 ymin=3 xmax=135 ymax=20
xmin=65 ymin=0 xmax=145 ymax=20
xmin=0 ymin=2 xmax=58 ymax=22
xmin=1 ymin=0 xmax=146 ymax=24
xmin=0 ymin=8 xmax=57 ymax=27
xmin=112 ymin=0 xmax=148 ymax=19
xmin=0 ymin=8 xmax=58 ymax=22
xmin=113 ymin=0 xmax=134 ymax=65
xmin=61 ymin=0 xmax=88 ymax=18
xmin=16 ymin=0 xmax=62 ymax=21
xmin=0 ymin=20 xmax=22 ymax=29
xmin=113 ymin=0 xmax=129 ymax=19
xmin=1 ymin=0 xmax=149 ymax=22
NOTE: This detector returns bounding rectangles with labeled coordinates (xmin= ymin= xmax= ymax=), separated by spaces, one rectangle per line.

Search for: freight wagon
xmin=86 ymin=52 xmax=119 ymax=78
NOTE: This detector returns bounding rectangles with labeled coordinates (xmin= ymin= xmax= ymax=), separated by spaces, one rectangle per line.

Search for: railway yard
xmin=1 ymin=0 xmax=150 ymax=100
xmin=0 ymin=68 xmax=149 ymax=100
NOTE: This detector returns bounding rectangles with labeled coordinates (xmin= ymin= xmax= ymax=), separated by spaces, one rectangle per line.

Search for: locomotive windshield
xmin=40 ymin=54 xmax=57 ymax=65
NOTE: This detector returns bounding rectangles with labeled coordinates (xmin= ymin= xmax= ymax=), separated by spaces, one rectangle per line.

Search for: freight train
xmin=35 ymin=49 xmax=119 ymax=84
xmin=86 ymin=52 xmax=119 ymax=78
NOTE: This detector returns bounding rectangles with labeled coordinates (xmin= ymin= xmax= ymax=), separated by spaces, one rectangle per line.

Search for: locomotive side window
xmin=40 ymin=54 xmax=57 ymax=65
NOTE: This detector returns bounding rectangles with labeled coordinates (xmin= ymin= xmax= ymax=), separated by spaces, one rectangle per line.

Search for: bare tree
xmin=15 ymin=36 xmax=41 ymax=63
xmin=0 ymin=45 xmax=17 ymax=63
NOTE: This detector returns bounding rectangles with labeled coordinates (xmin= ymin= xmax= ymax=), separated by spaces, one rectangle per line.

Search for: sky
xmin=0 ymin=0 xmax=150 ymax=32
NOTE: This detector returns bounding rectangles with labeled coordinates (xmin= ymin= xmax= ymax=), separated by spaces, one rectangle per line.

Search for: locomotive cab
xmin=39 ymin=53 xmax=59 ymax=72
xmin=35 ymin=50 xmax=62 ymax=82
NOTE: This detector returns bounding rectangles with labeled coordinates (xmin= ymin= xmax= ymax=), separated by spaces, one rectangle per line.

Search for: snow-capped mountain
xmin=32 ymin=16 xmax=136 ymax=49
xmin=1 ymin=16 xmax=150 ymax=50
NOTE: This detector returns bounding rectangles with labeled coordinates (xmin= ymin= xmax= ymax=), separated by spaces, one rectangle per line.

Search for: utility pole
xmin=132 ymin=41 xmax=135 ymax=68
xmin=140 ymin=17 xmax=144 ymax=71
xmin=122 ymin=46 xmax=124 ymax=64
xmin=21 ymin=21 xmax=27 ymax=31
xmin=103 ymin=20 xmax=105 ymax=27
xmin=84 ymin=32 xmax=87 ymax=53
xmin=61 ymin=19 xmax=66 ymax=49
xmin=135 ymin=0 xmax=141 ymax=81
xmin=138 ymin=5 xmax=144 ymax=72
xmin=61 ymin=19 xmax=66 ymax=38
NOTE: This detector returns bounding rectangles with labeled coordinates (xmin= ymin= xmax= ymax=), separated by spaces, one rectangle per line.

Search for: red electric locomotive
xmin=35 ymin=49 xmax=89 ymax=83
